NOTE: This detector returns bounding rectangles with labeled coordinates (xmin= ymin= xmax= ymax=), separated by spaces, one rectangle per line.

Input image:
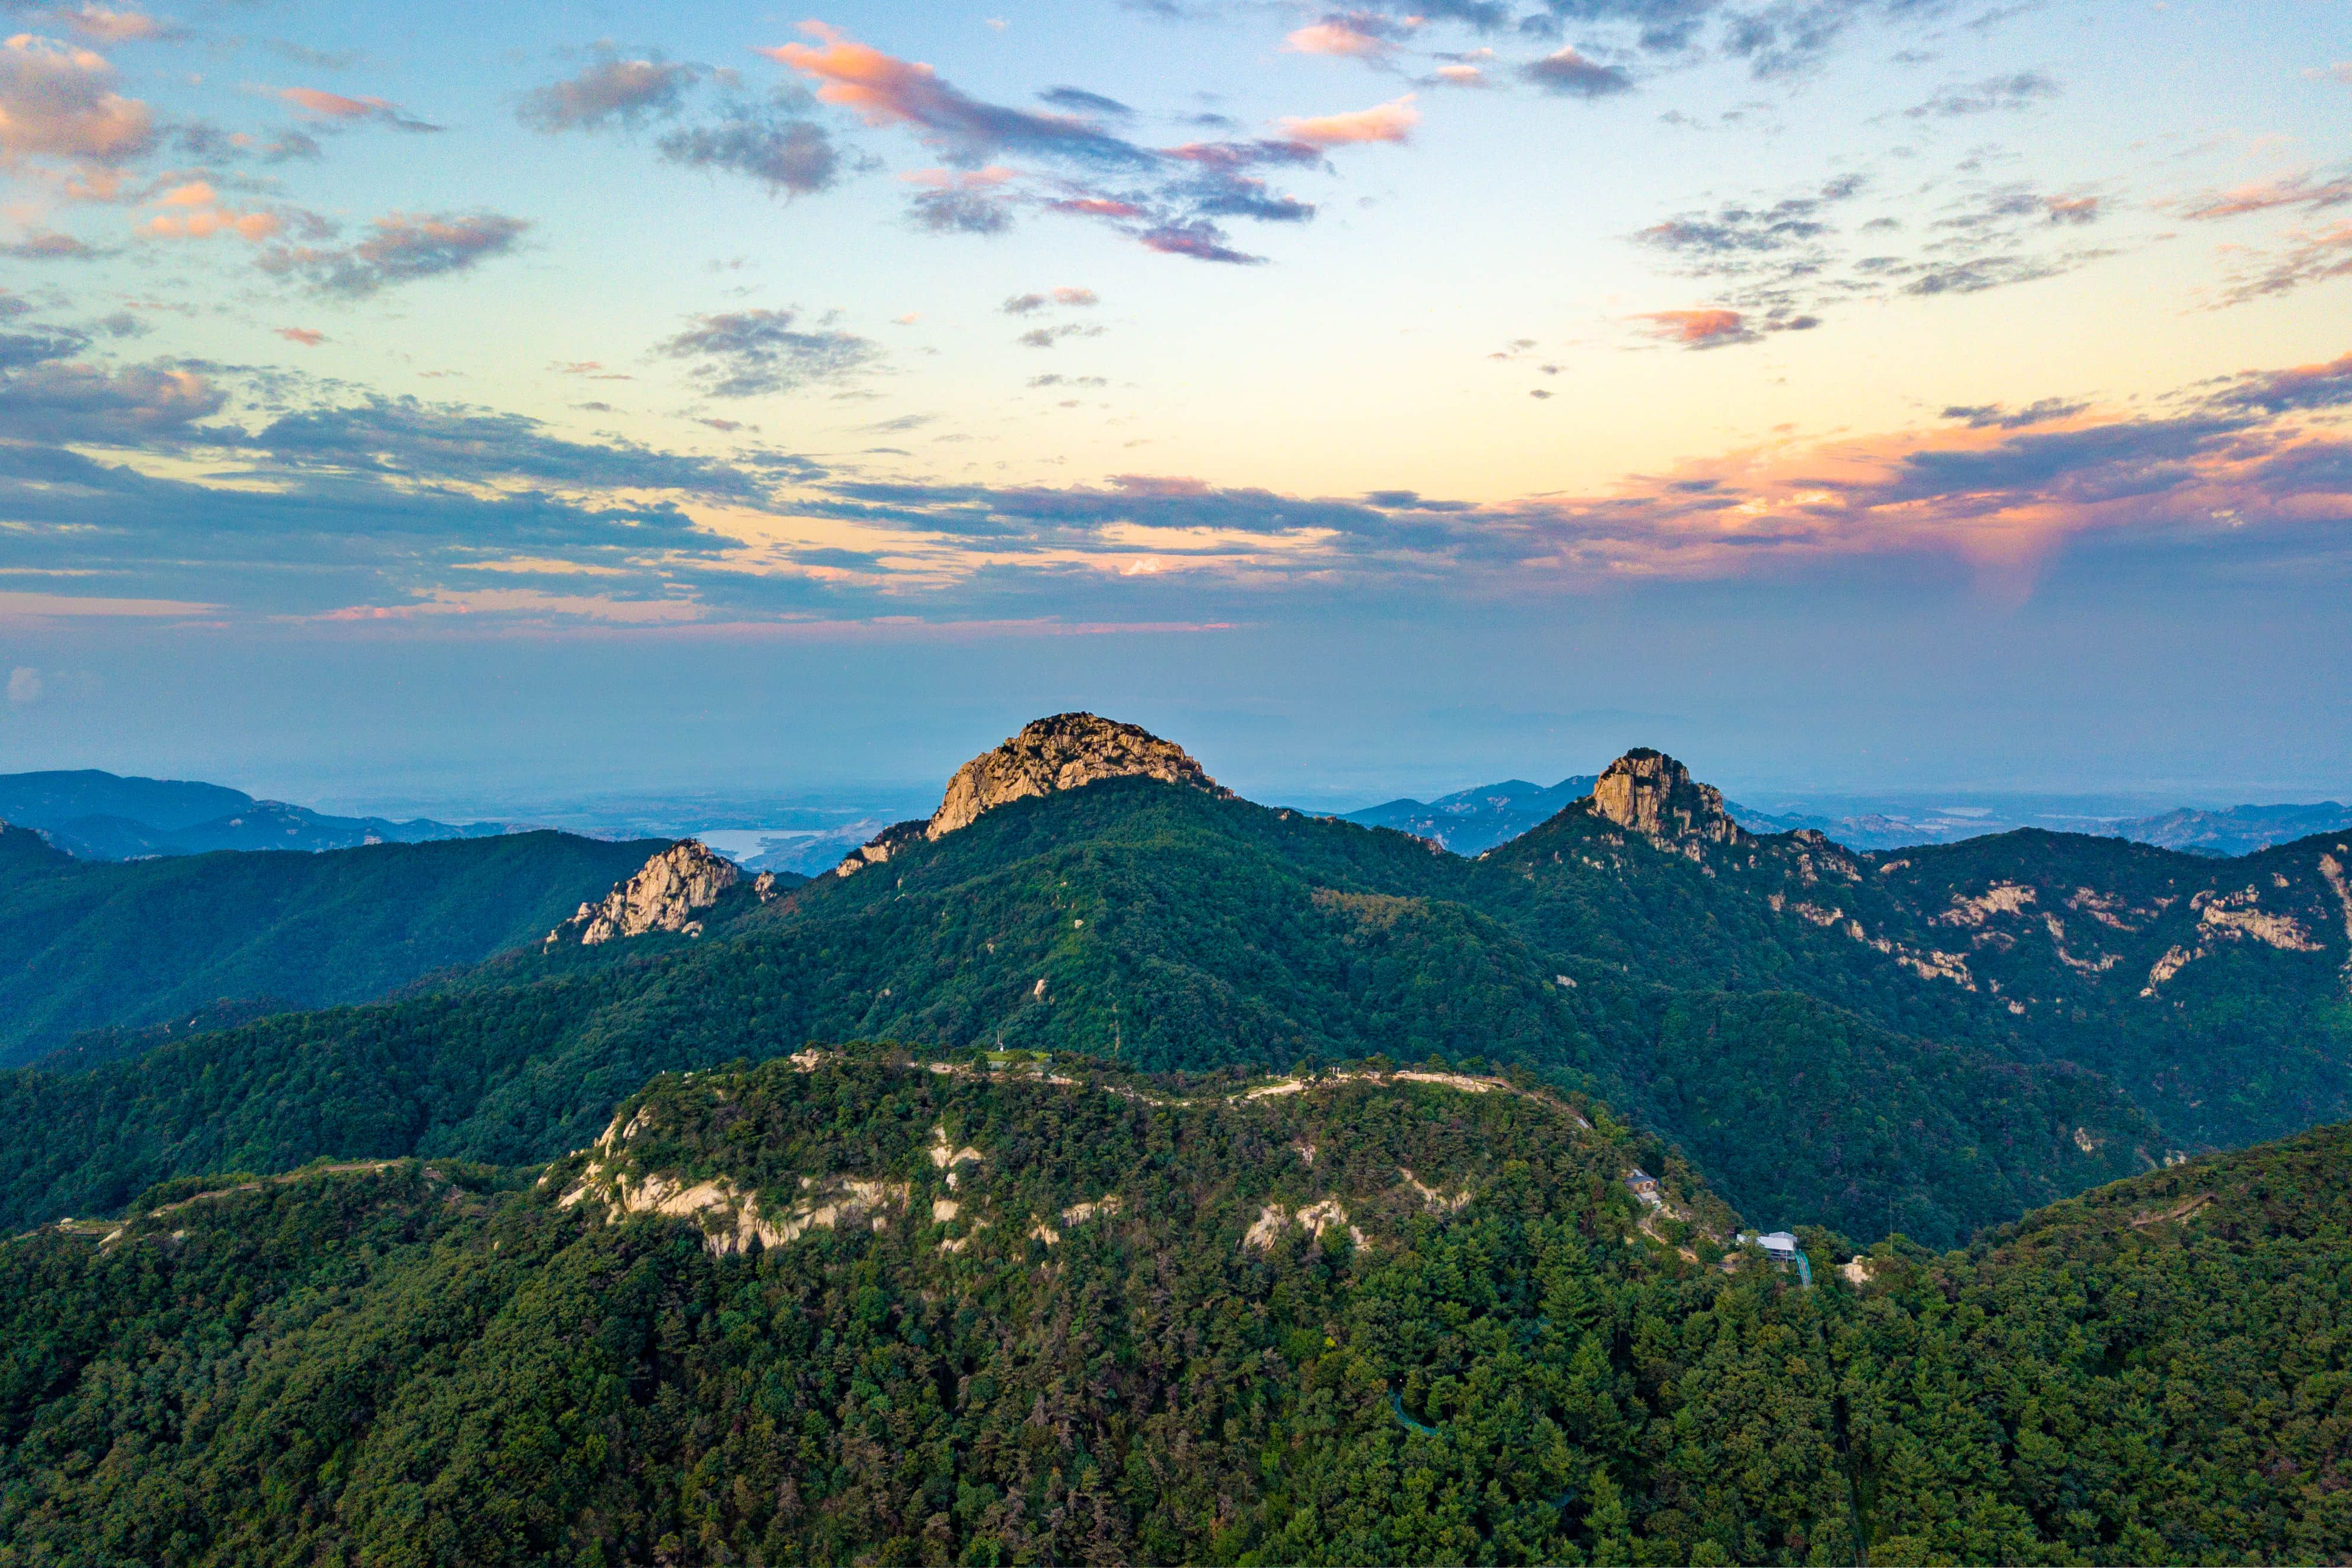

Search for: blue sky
xmin=1 ymin=0 xmax=2347 ymax=806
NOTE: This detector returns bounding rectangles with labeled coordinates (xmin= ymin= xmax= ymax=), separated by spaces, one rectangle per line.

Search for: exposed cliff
xmin=837 ymin=713 xmax=1227 ymax=876
xmin=1584 ymin=749 xmax=1745 ymax=848
xmin=559 ymin=840 xmax=739 ymax=944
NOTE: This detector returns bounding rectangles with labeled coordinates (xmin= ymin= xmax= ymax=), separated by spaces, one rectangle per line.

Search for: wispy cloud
xmin=54 ymin=5 xmax=181 ymax=44
xmin=257 ymin=211 xmax=529 ymax=296
xmin=278 ymin=86 xmax=440 ymax=132
xmin=659 ymin=105 xmax=844 ymax=197
xmin=1277 ymin=93 xmax=1419 ymax=146
xmin=1901 ymin=71 xmax=2061 ymax=118
xmin=1002 ymin=286 xmax=1098 ymax=314
xmin=658 ymin=307 xmax=878 ymax=397
xmin=0 ymin=229 xmax=100 ymax=258
xmin=1522 ymin=47 xmax=1634 ymax=98
xmin=2178 ymin=168 xmax=2352 ymax=221
xmin=518 ymin=51 xmax=701 ymax=132
xmin=1633 ymin=167 xmax=2114 ymax=335
xmin=2208 ymin=221 xmax=2352 ymax=307
xmin=1285 ymin=14 xmax=1414 ymax=60
xmin=764 ymin=23 xmax=1150 ymax=167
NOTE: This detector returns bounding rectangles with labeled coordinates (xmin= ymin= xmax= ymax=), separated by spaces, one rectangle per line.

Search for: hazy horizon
xmin=1 ymin=1 xmax=2345 ymax=809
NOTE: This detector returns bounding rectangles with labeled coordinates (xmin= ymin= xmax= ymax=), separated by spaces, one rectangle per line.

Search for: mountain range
xmin=4 ymin=714 xmax=2350 ymax=1563
xmin=5 ymin=717 xmax=2348 ymax=1247
xmin=0 ymin=769 xmax=510 ymax=860
xmin=1352 ymin=773 xmax=2352 ymax=858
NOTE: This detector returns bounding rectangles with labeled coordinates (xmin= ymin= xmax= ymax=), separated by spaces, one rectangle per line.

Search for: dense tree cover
xmin=3 ymin=1052 xmax=2343 ymax=1566
xmin=1473 ymin=813 xmax=2352 ymax=1153
xmin=0 ymin=782 xmax=2169 ymax=1245
xmin=0 ymin=825 xmax=665 ymax=1065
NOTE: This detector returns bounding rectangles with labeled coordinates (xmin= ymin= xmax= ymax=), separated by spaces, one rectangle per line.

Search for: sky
xmin=0 ymin=0 xmax=2347 ymax=810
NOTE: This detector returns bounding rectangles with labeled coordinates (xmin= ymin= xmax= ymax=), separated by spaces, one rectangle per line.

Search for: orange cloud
xmin=1277 ymin=93 xmax=1419 ymax=148
xmin=276 ymin=327 xmax=326 ymax=346
xmin=145 ymin=206 xmax=279 ymax=240
xmin=763 ymin=24 xmax=936 ymax=128
xmin=144 ymin=184 xmax=279 ymax=240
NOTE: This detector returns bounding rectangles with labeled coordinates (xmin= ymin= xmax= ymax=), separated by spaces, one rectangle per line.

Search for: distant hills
xmin=0 ymin=768 xmax=509 ymax=860
xmin=1338 ymin=775 xmax=1598 ymax=853
xmin=2112 ymin=800 xmax=2352 ymax=856
xmin=1351 ymin=770 xmax=2352 ymax=858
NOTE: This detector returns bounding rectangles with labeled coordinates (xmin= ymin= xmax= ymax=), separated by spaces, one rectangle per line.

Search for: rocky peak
xmin=837 ymin=713 xmax=1227 ymax=877
xmin=1585 ymin=749 xmax=1744 ymax=848
xmin=559 ymin=840 xmax=739 ymax=945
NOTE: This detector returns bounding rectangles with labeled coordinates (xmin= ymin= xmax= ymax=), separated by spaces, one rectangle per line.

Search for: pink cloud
xmin=276 ymin=327 xmax=326 ymax=346
xmin=2181 ymin=170 xmax=2352 ymax=220
xmin=1432 ymin=64 xmax=1485 ymax=86
xmin=1637 ymin=308 xmax=1752 ymax=346
xmin=0 ymin=33 xmax=154 ymax=168
xmin=1277 ymin=93 xmax=1419 ymax=148
xmin=1049 ymin=196 xmax=1143 ymax=218
xmin=281 ymin=87 xmax=383 ymax=118
xmin=1285 ymin=21 xmax=1391 ymax=58
xmin=278 ymin=87 xmax=439 ymax=131
xmin=2213 ymin=219 xmax=2352 ymax=305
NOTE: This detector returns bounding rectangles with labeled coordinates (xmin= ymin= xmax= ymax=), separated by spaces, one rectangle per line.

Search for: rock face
xmin=1585 ymin=749 xmax=1744 ymax=847
xmin=833 ymin=819 xmax=929 ymax=879
xmin=837 ymin=713 xmax=1227 ymax=876
xmin=561 ymin=840 xmax=739 ymax=944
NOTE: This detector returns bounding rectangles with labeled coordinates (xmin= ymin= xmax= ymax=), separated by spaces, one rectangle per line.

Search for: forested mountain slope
xmin=0 ymin=776 xmax=2149 ymax=1246
xmin=0 ymin=825 xmax=668 ymax=1065
xmin=1 ymin=718 xmax=2344 ymax=1252
xmin=3 ymin=1051 xmax=2344 ymax=1566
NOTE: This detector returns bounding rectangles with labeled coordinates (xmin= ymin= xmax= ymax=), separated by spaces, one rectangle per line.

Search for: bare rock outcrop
xmin=559 ymin=840 xmax=739 ymax=945
xmin=837 ymin=713 xmax=1227 ymax=876
xmin=1584 ymin=749 xmax=1744 ymax=848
